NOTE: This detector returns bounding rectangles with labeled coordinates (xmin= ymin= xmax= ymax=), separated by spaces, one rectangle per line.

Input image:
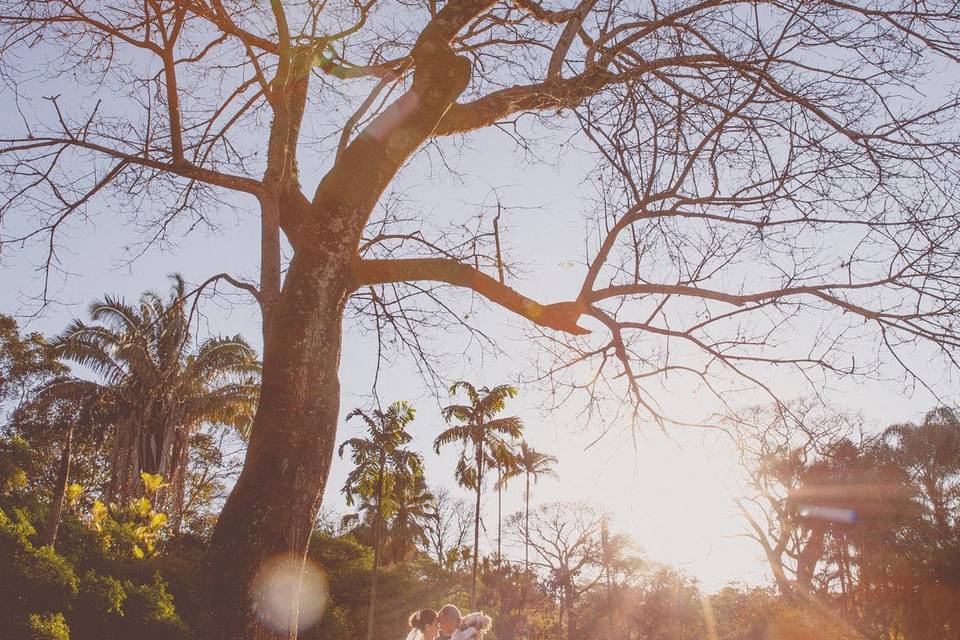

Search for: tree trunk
xmin=524 ymin=471 xmax=530 ymax=570
xmin=203 ymin=14 xmax=478 ymax=637
xmin=169 ymin=425 xmax=190 ymax=534
xmin=471 ymin=444 xmax=483 ymax=610
xmin=367 ymin=523 xmax=382 ymax=640
xmin=367 ymin=464 xmax=386 ymax=640
xmin=765 ymin=546 xmax=793 ymax=598
xmin=108 ymin=417 xmax=139 ymax=505
xmin=497 ymin=466 xmax=502 ymax=563
xmin=43 ymin=425 xmax=74 ymax=548
xmin=205 ymin=245 xmax=352 ymax=640
xmin=565 ymin=590 xmax=576 ymax=640
xmin=556 ymin=586 xmax=564 ymax=640
xmin=797 ymin=526 xmax=826 ymax=596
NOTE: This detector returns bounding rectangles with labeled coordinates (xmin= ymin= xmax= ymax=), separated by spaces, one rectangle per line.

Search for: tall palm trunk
xmin=497 ymin=465 xmax=502 ymax=563
xmin=108 ymin=416 xmax=139 ymax=505
xmin=169 ymin=425 xmax=191 ymax=533
xmin=43 ymin=424 xmax=74 ymax=548
xmin=367 ymin=460 xmax=387 ymax=640
xmin=471 ymin=440 xmax=484 ymax=610
xmin=524 ymin=471 xmax=531 ymax=569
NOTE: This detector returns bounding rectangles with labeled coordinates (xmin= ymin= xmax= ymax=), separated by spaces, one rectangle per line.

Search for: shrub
xmin=0 ymin=508 xmax=79 ymax=614
xmin=120 ymin=573 xmax=190 ymax=640
xmin=27 ymin=613 xmax=70 ymax=640
xmin=0 ymin=508 xmax=78 ymax=639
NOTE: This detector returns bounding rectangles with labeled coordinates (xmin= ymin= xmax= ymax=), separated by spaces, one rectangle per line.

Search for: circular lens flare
xmin=251 ymin=553 xmax=328 ymax=633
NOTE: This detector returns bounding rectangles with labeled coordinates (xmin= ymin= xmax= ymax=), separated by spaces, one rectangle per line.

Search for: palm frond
xmin=448 ymin=380 xmax=479 ymax=406
xmin=441 ymin=404 xmax=473 ymax=423
xmin=484 ymin=416 xmax=524 ymax=439
xmin=434 ymin=425 xmax=472 ymax=453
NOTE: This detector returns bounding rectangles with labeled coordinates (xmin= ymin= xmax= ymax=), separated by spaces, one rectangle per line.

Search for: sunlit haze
xmin=0 ymin=121 xmax=941 ymax=590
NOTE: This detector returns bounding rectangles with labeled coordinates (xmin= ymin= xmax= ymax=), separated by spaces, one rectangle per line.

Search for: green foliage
xmin=7 ymin=293 xmax=960 ymax=640
xmin=481 ymin=563 xmax=554 ymax=640
xmin=77 ymin=571 xmax=126 ymax=617
xmin=179 ymin=426 xmax=242 ymax=537
xmin=435 ymin=382 xmax=524 ymax=492
xmin=67 ymin=571 xmax=189 ymax=640
xmin=0 ymin=314 xmax=66 ymax=414
xmin=0 ymin=471 xmax=189 ymax=640
xmin=339 ymin=400 xmax=423 ymax=519
xmin=0 ymin=508 xmax=78 ymax=639
xmin=121 ymin=573 xmax=190 ymax=640
xmin=302 ymin=530 xmax=468 ymax=640
xmin=709 ymin=585 xmax=778 ymax=640
xmin=90 ymin=479 xmax=168 ymax=559
xmin=28 ymin=613 xmax=70 ymax=640
xmin=49 ymin=275 xmax=260 ymax=513
xmin=0 ymin=435 xmax=33 ymax=497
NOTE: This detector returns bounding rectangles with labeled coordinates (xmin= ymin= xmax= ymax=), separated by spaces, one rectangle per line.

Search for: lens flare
xmin=798 ymin=504 xmax=857 ymax=524
xmin=251 ymin=553 xmax=328 ymax=633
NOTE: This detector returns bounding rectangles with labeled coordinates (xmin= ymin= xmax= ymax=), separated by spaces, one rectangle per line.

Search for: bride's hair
xmin=409 ymin=609 xmax=438 ymax=631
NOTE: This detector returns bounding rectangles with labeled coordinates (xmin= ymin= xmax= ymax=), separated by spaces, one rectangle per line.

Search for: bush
xmin=0 ymin=508 xmax=79 ymax=613
xmin=67 ymin=572 xmax=126 ymax=639
xmin=120 ymin=573 xmax=190 ymax=640
xmin=28 ymin=613 xmax=70 ymax=640
xmin=0 ymin=508 xmax=78 ymax=639
xmin=66 ymin=571 xmax=189 ymax=640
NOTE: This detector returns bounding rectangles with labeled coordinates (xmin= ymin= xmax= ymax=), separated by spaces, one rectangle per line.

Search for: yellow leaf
xmin=149 ymin=512 xmax=168 ymax=530
xmin=66 ymin=483 xmax=84 ymax=505
xmin=132 ymin=497 xmax=151 ymax=517
xmin=139 ymin=472 xmax=168 ymax=495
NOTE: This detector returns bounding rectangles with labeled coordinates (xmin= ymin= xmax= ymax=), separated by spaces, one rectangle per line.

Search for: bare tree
xmin=3 ymin=1 xmax=960 ymax=638
xmin=425 ymin=486 xmax=472 ymax=569
xmin=510 ymin=501 xmax=609 ymax=640
xmin=729 ymin=401 xmax=855 ymax=597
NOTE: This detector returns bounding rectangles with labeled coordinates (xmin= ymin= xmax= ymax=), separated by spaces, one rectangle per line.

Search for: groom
xmin=437 ymin=604 xmax=462 ymax=640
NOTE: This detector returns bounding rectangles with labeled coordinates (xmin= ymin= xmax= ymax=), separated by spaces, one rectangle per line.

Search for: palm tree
xmin=339 ymin=400 xmax=423 ymax=640
xmin=434 ymin=381 xmax=524 ymax=609
xmin=497 ymin=441 xmax=558 ymax=569
xmin=51 ymin=275 xmax=260 ymax=529
xmin=340 ymin=474 xmax=436 ymax=565
xmin=385 ymin=474 xmax=435 ymax=564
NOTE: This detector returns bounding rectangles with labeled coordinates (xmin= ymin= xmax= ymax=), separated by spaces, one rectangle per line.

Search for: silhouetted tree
xmin=385 ymin=474 xmax=435 ymax=564
xmin=497 ymin=442 xmax=557 ymax=568
xmin=339 ymin=400 xmax=423 ymax=640
xmin=435 ymin=381 xmax=523 ymax=608
xmin=425 ymin=487 xmax=472 ymax=571
xmin=51 ymin=276 xmax=259 ymax=528
xmin=516 ymin=501 xmax=606 ymax=640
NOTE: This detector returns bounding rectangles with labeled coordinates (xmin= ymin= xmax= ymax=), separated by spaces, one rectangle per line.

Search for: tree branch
xmin=355 ymin=258 xmax=590 ymax=335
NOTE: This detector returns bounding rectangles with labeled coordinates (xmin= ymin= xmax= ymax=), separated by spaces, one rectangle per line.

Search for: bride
xmin=406 ymin=609 xmax=439 ymax=640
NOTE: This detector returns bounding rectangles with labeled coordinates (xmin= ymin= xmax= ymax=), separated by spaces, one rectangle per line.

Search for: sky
xmin=0 ymin=12 xmax=953 ymax=592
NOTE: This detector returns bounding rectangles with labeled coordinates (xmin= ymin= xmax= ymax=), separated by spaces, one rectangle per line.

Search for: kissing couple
xmin=406 ymin=604 xmax=492 ymax=640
